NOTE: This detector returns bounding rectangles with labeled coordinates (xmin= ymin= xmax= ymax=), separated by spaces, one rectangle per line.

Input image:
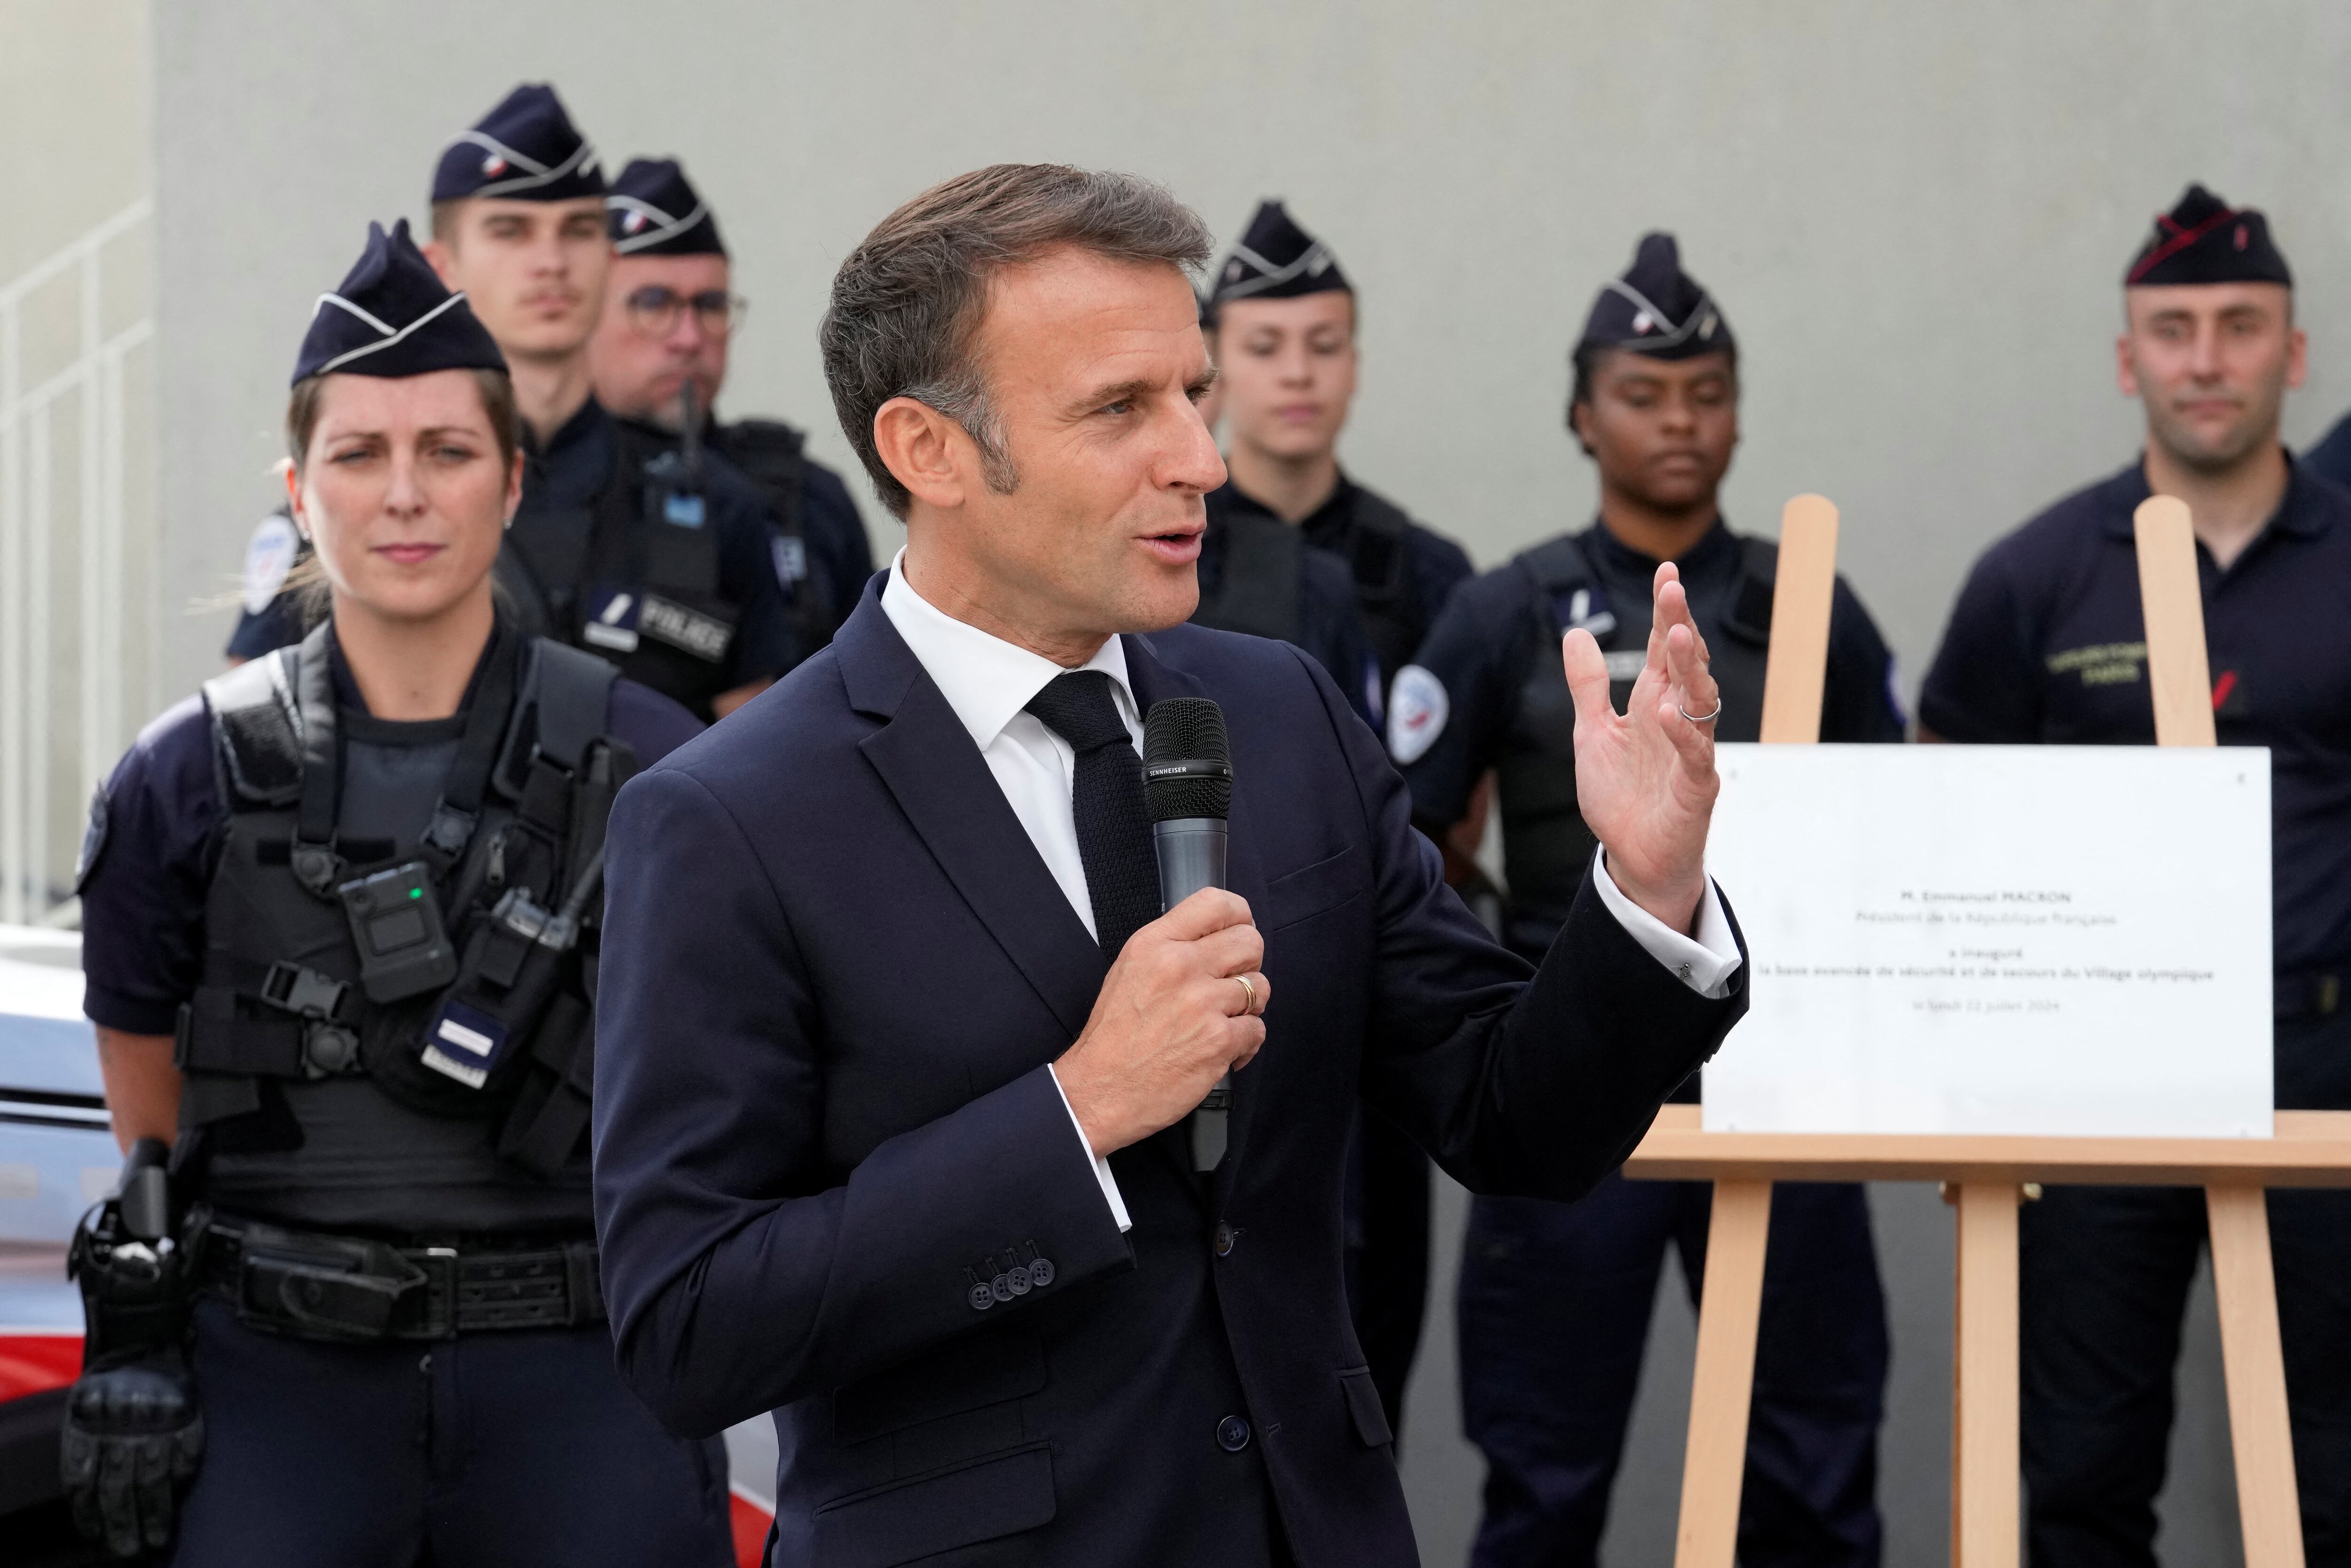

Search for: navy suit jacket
xmin=592 ymin=583 xmax=1747 ymax=1568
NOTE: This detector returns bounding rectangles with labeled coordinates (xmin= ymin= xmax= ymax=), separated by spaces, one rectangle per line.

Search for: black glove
xmin=60 ymin=1350 xmax=204 ymax=1558
xmin=63 ymin=1138 xmax=202 ymax=1557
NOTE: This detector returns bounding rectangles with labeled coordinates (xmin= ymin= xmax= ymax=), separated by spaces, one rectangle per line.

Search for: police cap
xmin=431 ymin=83 xmax=605 ymax=205
xmin=1209 ymin=200 xmax=1350 ymax=315
xmin=2125 ymin=183 xmax=2291 ymax=289
xmin=608 ymin=158 xmax=726 ymax=257
xmin=1578 ymin=232 xmax=1732 ymax=361
xmin=292 ymin=219 xmax=506 ymax=386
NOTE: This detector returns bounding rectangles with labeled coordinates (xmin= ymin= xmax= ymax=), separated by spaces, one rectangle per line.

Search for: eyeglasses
xmin=623 ymin=287 xmax=748 ymax=338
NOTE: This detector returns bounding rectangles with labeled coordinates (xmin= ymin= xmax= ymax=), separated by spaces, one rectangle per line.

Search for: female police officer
xmin=63 ymin=221 xmax=730 ymax=1565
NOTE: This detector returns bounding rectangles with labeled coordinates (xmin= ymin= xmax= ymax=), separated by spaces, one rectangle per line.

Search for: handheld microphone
xmin=1144 ymin=699 xmax=1237 ymax=1171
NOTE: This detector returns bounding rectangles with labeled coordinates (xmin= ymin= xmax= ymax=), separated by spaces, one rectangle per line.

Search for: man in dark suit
xmin=592 ymin=164 xmax=1749 ymax=1568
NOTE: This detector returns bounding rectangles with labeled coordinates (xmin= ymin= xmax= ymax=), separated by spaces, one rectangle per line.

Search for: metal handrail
xmin=0 ymin=198 xmax=156 ymax=925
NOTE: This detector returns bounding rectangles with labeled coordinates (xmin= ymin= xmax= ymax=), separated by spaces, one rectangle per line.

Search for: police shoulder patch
xmin=241 ymin=513 xmax=301 ymax=614
xmin=1387 ymin=664 xmax=1450 ymax=766
xmin=74 ymin=785 xmax=110 ymax=894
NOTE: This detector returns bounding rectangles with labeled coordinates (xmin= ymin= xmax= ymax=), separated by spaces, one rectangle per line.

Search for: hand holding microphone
xmin=1053 ymin=700 xmax=1266 ymax=1166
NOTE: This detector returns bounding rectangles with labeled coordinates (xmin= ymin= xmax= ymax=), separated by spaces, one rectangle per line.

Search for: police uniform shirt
xmin=704 ymin=417 xmax=878 ymax=641
xmin=1920 ymin=456 xmax=2351 ymax=984
xmin=1210 ymin=473 xmax=1475 ymax=689
xmin=514 ymin=397 xmax=798 ymax=692
xmin=1403 ymin=519 xmax=1902 ymax=833
xmin=78 ymin=630 xmax=702 ymax=1233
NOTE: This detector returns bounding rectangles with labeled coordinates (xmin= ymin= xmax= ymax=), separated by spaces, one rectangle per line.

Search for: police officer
xmin=222 ymin=499 xmax=305 ymax=662
xmin=589 ymin=156 xmax=875 ymax=649
xmin=1921 ymin=185 xmax=2351 ymax=1566
xmin=63 ymin=221 xmax=728 ymax=1564
xmin=1397 ymin=233 xmax=1899 ymax=1568
xmin=1191 ymin=204 xmax=1375 ymax=718
xmin=1199 ymin=199 xmax=1472 ymax=714
xmin=420 ymin=83 xmax=795 ymax=721
xmin=1198 ymin=199 xmax=1469 ymax=1427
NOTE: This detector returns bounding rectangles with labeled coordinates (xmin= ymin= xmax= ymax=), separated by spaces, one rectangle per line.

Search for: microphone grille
xmin=1142 ymin=698 xmax=1232 ymax=823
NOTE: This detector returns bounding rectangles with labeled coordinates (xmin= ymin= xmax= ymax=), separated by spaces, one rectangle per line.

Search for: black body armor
xmin=707 ymin=416 xmax=834 ymax=648
xmin=1492 ymin=532 xmax=1777 ymax=954
xmin=497 ymin=417 xmax=742 ymax=715
xmin=175 ymin=622 xmax=631 ymax=1217
xmin=1319 ymin=487 xmax=1424 ymax=685
xmin=1193 ymin=507 xmax=1307 ymax=644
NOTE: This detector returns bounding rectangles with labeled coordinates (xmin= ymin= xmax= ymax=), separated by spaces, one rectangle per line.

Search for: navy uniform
xmin=1197 ymin=201 xmax=1471 ymax=1427
xmin=222 ymin=508 xmax=304 ymax=662
xmin=1922 ymin=188 xmax=2351 ymax=1566
xmin=605 ymin=157 xmax=876 ymax=649
xmin=1400 ymin=236 xmax=1896 ymax=1568
xmin=64 ymin=224 xmax=733 ymax=1564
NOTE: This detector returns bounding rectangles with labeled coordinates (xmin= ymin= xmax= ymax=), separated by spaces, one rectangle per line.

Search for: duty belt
xmin=194 ymin=1210 xmax=605 ymax=1342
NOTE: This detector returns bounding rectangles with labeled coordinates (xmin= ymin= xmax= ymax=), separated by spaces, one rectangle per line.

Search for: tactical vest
xmin=1320 ymin=488 xmax=1420 ymax=685
xmin=711 ymin=417 xmax=833 ymax=649
xmin=497 ymin=416 xmax=742 ymax=715
xmin=1192 ymin=506 xmax=1307 ymax=644
xmin=1493 ymin=531 xmax=1776 ymax=953
xmin=174 ymin=621 xmax=631 ymax=1190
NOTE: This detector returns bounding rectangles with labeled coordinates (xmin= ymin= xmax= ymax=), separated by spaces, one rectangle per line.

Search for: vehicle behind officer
xmin=589 ymin=156 xmax=875 ymax=654
xmin=1921 ymin=184 xmax=2351 ymax=1567
xmin=64 ymin=221 xmax=727 ymax=1563
xmin=1397 ymin=233 xmax=1900 ymax=1568
xmin=422 ymin=83 xmax=795 ymax=721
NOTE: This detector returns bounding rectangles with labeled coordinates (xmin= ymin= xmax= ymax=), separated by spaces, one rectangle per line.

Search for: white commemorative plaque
xmin=1701 ymin=744 xmax=2272 ymax=1138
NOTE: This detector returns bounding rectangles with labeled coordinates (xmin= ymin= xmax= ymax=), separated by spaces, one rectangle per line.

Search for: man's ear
xmin=2287 ymin=323 xmax=2309 ymax=391
xmin=872 ymin=396 xmax=972 ymax=513
xmin=2114 ymin=333 xmax=2141 ymax=399
xmin=421 ymin=238 xmax=459 ymax=290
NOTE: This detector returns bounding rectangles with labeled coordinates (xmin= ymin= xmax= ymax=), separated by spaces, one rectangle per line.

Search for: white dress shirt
xmin=878 ymin=552 xmax=1743 ymax=1232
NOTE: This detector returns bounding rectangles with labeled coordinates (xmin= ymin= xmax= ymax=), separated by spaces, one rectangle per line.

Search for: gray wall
xmin=154 ymin=3 xmax=2342 ymax=1560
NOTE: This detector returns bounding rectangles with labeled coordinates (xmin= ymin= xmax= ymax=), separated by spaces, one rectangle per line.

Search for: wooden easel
xmin=1632 ymin=494 xmax=2351 ymax=1568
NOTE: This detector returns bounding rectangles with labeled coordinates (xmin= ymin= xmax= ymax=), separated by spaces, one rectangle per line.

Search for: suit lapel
xmin=1125 ymin=632 xmax=1269 ymax=1210
xmin=839 ymin=592 xmax=1107 ymax=1043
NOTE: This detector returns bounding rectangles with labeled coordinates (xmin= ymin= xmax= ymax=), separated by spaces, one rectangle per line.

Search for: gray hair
xmin=819 ymin=164 xmax=1213 ymax=518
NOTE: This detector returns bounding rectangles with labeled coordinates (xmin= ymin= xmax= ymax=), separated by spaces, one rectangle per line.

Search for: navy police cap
xmin=431 ymin=83 xmax=605 ymax=205
xmin=292 ymin=219 xmax=507 ymax=386
xmin=2126 ymin=184 xmax=2292 ymax=289
xmin=1209 ymin=200 xmax=1350 ymax=312
xmin=608 ymin=158 xmax=726 ymax=257
xmin=1579 ymin=233 xmax=1733 ymax=361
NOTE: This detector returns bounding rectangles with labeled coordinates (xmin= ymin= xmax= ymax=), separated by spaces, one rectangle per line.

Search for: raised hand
xmin=1562 ymin=561 xmax=1721 ymax=932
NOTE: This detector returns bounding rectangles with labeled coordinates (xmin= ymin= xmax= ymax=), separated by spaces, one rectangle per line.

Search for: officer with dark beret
xmin=66 ymin=220 xmax=728 ymax=1562
xmin=1195 ymin=199 xmax=1464 ymax=1428
xmin=589 ymin=156 xmax=875 ymax=653
xmin=1922 ymin=183 xmax=2351 ymax=1565
xmin=1398 ymin=233 xmax=1899 ymax=1568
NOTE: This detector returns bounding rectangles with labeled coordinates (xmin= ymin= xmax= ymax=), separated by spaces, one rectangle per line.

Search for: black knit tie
xmin=1025 ymin=671 xmax=1160 ymax=954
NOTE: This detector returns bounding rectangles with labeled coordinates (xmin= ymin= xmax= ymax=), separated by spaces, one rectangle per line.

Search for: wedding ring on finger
xmin=1676 ymin=697 xmax=1724 ymax=725
xmin=1234 ymin=974 xmax=1259 ymax=1017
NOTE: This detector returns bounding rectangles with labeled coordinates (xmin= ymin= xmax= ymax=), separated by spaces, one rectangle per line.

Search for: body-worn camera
xmin=336 ymin=861 xmax=457 ymax=1003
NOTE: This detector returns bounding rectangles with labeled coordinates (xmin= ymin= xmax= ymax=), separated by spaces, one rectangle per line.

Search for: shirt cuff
xmin=1591 ymin=849 xmax=1744 ymax=1001
xmin=1047 ymin=1064 xmax=1133 ymax=1233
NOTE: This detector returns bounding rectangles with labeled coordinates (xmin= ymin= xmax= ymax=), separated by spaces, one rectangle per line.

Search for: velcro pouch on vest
xmin=177 ymin=988 xmax=307 ymax=1079
xmin=497 ymin=993 xmax=596 ymax=1177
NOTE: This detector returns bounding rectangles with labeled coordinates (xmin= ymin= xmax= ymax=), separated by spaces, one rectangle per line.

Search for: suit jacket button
xmin=1008 ymin=1264 xmax=1033 ymax=1295
xmin=1216 ymin=1415 xmax=1251 ymax=1452
xmin=968 ymin=1283 xmax=994 ymax=1312
xmin=1027 ymin=1256 xmax=1054 ymax=1287
xmin=1214 ymin=1224 xmax=1235 ymax=1257
xmin=990 ymin=1273 xmax=1015 ymax=1303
